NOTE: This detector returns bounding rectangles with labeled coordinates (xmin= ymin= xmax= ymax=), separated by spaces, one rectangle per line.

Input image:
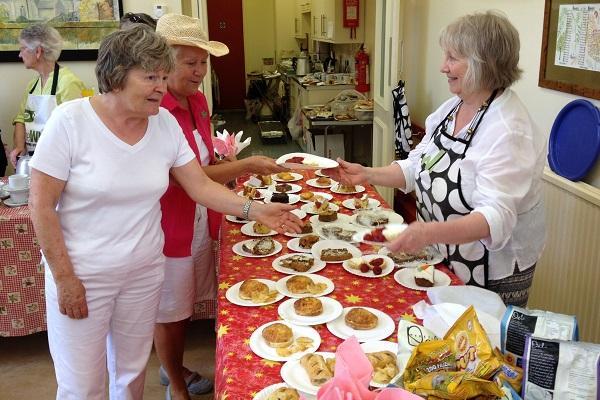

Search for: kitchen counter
xmin=281 ymin=71 xmax=355 ymax=91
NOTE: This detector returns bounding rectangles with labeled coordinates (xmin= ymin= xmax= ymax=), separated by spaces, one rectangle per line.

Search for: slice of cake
xmin=270 ymin=192 xmax=289 ymax=203
xmin=414 ymin=264 xmax=436 ymax=287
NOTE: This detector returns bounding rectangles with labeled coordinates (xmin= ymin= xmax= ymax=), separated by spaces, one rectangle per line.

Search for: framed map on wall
xmin=0 ymin=0 xmax=124 ymax=62
xmin=539 ymin=0 xmax=600 ymax=100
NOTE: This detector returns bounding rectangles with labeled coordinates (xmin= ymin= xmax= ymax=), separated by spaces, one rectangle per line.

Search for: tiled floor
xmin=0 ymin=111 xmax=299 ymax=400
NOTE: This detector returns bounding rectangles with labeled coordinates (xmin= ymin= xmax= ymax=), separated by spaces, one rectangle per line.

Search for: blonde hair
xmin=95 ymin=25 xmax=174 ymax=93
xmin=439 ymin=10 xmax=522 ymax=92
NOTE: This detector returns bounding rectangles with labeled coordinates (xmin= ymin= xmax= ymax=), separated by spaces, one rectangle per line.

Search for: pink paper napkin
xmin=302 ymin=336 xmax=420 ymax=400
xmin=212 ymin=129 xmax=251 ymax=158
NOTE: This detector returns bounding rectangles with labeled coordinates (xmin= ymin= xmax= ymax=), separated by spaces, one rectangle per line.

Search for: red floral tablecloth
xmin=0 ymin=201 xmax=45 ymax=337
xmin=214 ymin=171 xmax=461 ymax=399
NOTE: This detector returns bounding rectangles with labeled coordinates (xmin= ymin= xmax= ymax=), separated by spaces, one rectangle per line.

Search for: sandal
xmin=159 ymin=365 xmax=213 ymax=395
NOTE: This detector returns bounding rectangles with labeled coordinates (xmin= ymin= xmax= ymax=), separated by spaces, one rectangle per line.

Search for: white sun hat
xmin=156 ymin=13 xmax=229 ymax=57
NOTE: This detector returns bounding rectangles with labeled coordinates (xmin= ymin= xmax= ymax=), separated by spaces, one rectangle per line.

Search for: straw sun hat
xmin=156 ymin=14 xmax=229 ymax=57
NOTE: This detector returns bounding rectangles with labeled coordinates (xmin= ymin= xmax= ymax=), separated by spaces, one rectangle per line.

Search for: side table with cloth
xmin=214 ymin=170 xmax=461 ymax=399
xmin=0 ymin=200 xmax=45 ymax=337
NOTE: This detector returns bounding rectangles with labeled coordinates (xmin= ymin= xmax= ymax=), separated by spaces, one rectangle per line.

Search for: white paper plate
xmin=276 ymin=152 xmax=338 ymax=170
xmin=272 ymin=172 xmax=304 ymax=183
xmin=330 ymin=184 xmax=365 ymax=195
xmin=263 ymin=192 xmax=300 ymax=205
xmin=315 ymin=169 xmax=329 ymax=177
xmin=236 ymin=188 xmax=266 ymax=200
xmin=291 ymin=208 xmax=307 ymax=220
xmin=283 ymin=229 xmax=313 ymax=239
xmin=298 ymin=191 xmax=333 ymax=203
xmin=341 ymin=197 xmax=381 ymax=210
xmin=275 ymin=274 xmax=334 ymax=298
xmin=268 ymin=183 xmax=302 ymax=194
xmin=280 ymin=352 xmax=335 ymax=396
xmin=3 ymin=198 xmax=28 ymax=207
xmin=272 ymin=253 xmax=327 ymax=275
xmin=225 ymin=214 xmax=249 ymax=224
xmin=351 ymin=223 xmax=408 ymax=245
xmin=341 ymin=254 xmax=394 ymax=278
xmin=305 ymin=178 xmax=336 ymax=189
xmin=243 ymin=176 xmax=268 ymax=189
xmin=393 ymin=268 xmax=451 ymax=291
xmin=278 ymin=297 xmax=343 ymax=326
xmin=253 ymin=383 xmax=301 ymax=400
xmin=326 ymin=307 xmax=396 ymax=342
xmin=359 ymin=341 xmax=404 ymax=388
xmin=351 ymin=209 xmax=405 ymax=227
xmin=241 ymin=221 xmax=277 ymax=237
xmin=300 ymin=202 xmax=340 ymax=215
xmin=315 ymin=223 xmax=361 ymax=243
xmin=249 ymin=320 xmax=321 ymax=362
xmin=379 ymin=246 xmax=445 ymax=268
xmin=309 ymin=213 xmax=352 ymax=226
xmin=287 ymin=236 xmax=320 ymax=253
xmin=232 ymin=239 xmax=283 ymax=258
xmin=310 ymin=239 xmax=361 ymax=263
xmin=225 ymin=279 xmax=285 ymax=306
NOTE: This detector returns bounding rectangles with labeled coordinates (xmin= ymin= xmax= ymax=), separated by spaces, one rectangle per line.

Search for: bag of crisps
xmin=407 ymin=371 xmax=504 ymax=399
xmin=443 ymin=305 xmax=501 ymax=380
xmin=492 ymin=347 xmax=523 ymax=392
xmin=403 ymin=339 xmax=456 ymax=387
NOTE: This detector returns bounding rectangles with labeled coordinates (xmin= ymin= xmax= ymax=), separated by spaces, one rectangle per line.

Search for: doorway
xmin=207 ymin=0 xmax=246 ymax=110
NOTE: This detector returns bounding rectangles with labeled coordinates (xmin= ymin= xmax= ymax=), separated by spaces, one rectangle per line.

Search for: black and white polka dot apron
xmin=414 ymin=90 xmax=498 ymax=287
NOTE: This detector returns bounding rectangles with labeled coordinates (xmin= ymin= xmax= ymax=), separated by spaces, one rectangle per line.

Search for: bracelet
xmin=242 ymin=199 xmax=254 ymax=221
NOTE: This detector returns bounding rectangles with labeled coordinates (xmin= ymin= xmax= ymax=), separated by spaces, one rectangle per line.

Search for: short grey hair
xmin=20 ymin=23 xmax=63 ymax=62
xmin=95 ymin=25 xmax=174 ymax=93
xmin=439 ymin=10 xmax=522 ymax=92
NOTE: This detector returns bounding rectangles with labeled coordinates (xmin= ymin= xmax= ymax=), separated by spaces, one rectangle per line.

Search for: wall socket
xmin=153 ymin=4 xmax=166 ymax=18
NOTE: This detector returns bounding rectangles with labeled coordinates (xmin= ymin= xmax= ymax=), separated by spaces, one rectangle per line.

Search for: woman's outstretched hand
xmin=250 ymin=202 xmax=303 ymax=234
xmin=385 ymin=221 xmax=430 ymax=254
xmin=322 ymin=158 xmax=369 ymax=185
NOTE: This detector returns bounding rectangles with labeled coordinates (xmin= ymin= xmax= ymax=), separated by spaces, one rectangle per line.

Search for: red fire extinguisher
xmin=355 ymin=44 xmax=370 ymax=93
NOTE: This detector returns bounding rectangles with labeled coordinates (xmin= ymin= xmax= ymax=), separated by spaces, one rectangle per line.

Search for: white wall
xmin=242 ymin=0 xmax=276 ymax=74
xmin=403 ymin=0 xmax=600 ymax=153
xmin=0 ymin=0 xmax=181 ymax=172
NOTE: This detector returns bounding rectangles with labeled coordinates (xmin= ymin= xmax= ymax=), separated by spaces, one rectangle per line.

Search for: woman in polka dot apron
xmin=326 ymin=11 xmax=546 ymax=306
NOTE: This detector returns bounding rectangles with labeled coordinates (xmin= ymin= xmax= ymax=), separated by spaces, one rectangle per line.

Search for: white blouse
xmin=397 ymin=89 xmax=546 ymax=280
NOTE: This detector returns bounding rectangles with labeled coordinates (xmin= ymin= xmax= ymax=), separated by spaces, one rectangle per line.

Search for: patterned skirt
xmin=487 ymin=264 xmax=536 ymax=307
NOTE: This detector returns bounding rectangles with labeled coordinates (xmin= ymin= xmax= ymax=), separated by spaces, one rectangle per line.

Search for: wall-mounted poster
xmin=0 ymin=0 xmax=124 ymax=62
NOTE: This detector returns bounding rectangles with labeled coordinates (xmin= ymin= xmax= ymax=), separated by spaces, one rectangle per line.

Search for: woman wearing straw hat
xmin=28 ymin=25 xmax=301 ymax=399
xmin=154 ymin=14 xmax=286 ymax=399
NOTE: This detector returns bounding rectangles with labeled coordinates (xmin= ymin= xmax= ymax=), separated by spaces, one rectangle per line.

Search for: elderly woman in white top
xmin=327 ymin=11 xmax=545 ymax=306
xmin=28 ymin=25 xmax=301 ymax=399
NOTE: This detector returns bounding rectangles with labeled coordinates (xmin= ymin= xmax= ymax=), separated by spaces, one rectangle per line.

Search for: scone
xmin=286 ymin=275 xmax=326 ymax=295
xmin=299 ymin=234 xmax=320 ymax=249
xmin=253 ymin=222 xmax=271 ymax=235
xmin=293 ymin=297 xmax=323 ymax=316
xmin=300 ymin=354 xmax=333 ymax=386
xmin=238 ymin=279 xmax=276 ymax=303
xmin=316 ymin=176 xmax=331 ymax=186
xmin=266 ymin=387 xmax=300 ymax=400
xmin=262 ymin=323 xmax=293 ymax=348
xmin=345 ymin=307 xmax=378 ymax=330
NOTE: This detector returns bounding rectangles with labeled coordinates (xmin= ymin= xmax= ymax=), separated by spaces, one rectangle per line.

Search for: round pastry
xmin=293 ymin=297 xmax=323 ymax=316
xmin=286 ymin=275 xmax=314 ymax=294
xmin=253 ymin=222 xmax=271 ymax=234
xmin=345 ymin=307 xmax=378 ymax=330
xmin=266 ymin=387 xmax=300 ymax=400
xmin=239 ymin=279 xmax=269 ymax=300
xmin=316 ymin=176 xmax=331 ymax=186
xmin=262 ymin=322 xmax=293 ymax=348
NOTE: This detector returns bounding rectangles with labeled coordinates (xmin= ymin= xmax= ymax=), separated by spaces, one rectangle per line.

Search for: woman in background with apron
xmin=10 ymin=23 xmax=85 ymax=167
xmin=325 ymin=11 xmax=546 ymax=307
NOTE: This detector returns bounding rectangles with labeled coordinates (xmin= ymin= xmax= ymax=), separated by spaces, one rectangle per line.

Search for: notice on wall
xmin=554 ymin=4 xmax=600 ymax=72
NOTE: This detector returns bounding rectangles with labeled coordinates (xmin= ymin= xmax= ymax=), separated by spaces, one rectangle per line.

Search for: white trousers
xmin=45 ymin=258 xmax=165 ymax=400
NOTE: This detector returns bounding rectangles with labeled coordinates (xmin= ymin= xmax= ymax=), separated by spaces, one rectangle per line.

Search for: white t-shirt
xmin=397 ymin=89 xmax=546 ymax=280
xmin=30 ymin=98 xmax=196 ymax=272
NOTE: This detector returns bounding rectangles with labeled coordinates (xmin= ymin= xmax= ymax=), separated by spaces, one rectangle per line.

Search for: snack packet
xmin=501 ymin=306 xmax=578 ymax=366
xmin=492 ymin=347 xmax=523 ymax=392
xmin=402 ymin=339 xmax=456 ymax=387
xmin=407 ymin=371 xmax=504 ymax=399
xmin=443 ymin=305 xmax=501 ymax=380
xmin=522 ymin=336 xmax=600 ymax=400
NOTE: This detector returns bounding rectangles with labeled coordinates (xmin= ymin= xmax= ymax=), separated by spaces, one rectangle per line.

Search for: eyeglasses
xmin=125 ymin=13 xmax=142 ymax=23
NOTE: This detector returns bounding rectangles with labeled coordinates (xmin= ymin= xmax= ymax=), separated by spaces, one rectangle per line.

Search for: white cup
xmin=10 ymin=190 xmax=28 ymax=204
xmin=8 ymin=174 xmax=29 ymax=190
